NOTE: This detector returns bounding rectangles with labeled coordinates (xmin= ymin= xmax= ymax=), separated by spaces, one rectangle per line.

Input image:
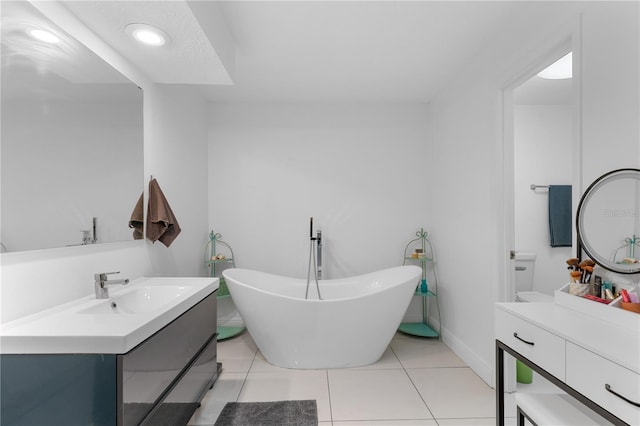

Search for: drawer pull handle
xmin=513 ymin=332 xmax=534 ymax=346
xmin=605 ymin=384 xmax=640 ymax=407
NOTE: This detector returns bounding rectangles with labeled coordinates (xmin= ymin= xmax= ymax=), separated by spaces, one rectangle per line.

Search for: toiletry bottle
xmin=420 ymin=278 xmax=428 ymax=293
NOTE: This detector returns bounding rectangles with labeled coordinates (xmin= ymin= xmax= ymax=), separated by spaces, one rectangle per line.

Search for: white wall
xmin=145 ymin=85 xmax=210 ymax=278
xmin=581 ymin=4 xmax=640 ymax=183
xmin=427 ymin=1 xmax=639 ymax=385
xmin=1 ymin=6 xmax=210 ymax=323
xmin=208 ymin=103 xmax=431 ymax=279
xmin=514 ymin=105 xmax=573 ymax=296
xmin=207 ymin=103 xmax=431 ymax=320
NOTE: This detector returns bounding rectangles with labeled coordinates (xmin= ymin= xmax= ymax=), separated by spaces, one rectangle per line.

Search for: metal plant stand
xmin=206 ymin=231 xmax=245 ymax=340
xmin=398 ymin=228 xmax=441 ymax=338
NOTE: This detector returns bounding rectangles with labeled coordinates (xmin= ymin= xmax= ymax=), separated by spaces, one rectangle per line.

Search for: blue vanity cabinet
xmin=1 ymin=290 xmax=219 ymax=426
xmin=1 ymin=353 xmax=119 ymax=425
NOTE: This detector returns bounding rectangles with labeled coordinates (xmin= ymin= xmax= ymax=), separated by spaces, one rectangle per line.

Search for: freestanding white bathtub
xmin=222 ymin=265 xmax=421 ymax=369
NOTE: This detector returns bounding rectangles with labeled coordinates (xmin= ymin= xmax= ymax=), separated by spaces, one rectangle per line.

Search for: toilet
xmin=515 ymin=252 xmax=553 ymax=303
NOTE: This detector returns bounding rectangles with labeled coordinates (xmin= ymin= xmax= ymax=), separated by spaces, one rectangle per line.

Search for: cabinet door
xmin=120 ymin=292 xmax=217 ymax=425
xmin=0 ymin=354 xmax=117 ymax=426
xmin=566 ymin=342 xmax=640 ymax=425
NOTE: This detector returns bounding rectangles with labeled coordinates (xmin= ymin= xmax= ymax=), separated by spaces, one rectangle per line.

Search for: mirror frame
xmin=576 ymin=168 xmax=640 ymax=274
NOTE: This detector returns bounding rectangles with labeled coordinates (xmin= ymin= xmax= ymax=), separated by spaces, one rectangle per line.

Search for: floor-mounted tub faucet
xmin=94 ymin=271 xmax=129 ymax=299
xmin=306 ymin=218 xmax=323 ymax=300
xmin=316 ymin=230 xmax=322 ymax=280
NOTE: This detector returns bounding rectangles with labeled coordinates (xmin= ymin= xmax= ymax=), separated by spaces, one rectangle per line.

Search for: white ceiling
xmin=61 ymin=1 xmax=233 ymax=85
xmin=202 ymin=1 xmax=520 ymax=103
xmin=58 ymin=1 xmax=569 ymax=104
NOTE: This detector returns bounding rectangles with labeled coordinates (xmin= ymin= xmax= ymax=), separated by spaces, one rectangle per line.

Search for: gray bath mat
xmin=214 ymin=400 xmax=318 ymax=426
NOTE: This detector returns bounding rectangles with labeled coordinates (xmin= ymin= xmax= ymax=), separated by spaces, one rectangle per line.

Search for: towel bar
xmin=530 ymin=184 xmax=550 ymax=190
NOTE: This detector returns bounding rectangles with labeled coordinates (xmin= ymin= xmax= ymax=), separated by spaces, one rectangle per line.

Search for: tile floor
xmin=188 ymin=332 xmax=517 ymax=425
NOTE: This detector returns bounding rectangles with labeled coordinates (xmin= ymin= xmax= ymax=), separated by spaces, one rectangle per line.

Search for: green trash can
xmin=516 ymin=360 xmax=533 ymax=384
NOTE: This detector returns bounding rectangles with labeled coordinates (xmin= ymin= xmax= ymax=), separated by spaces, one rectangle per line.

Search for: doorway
xmin=500 ymin=34 xmax=582 ymax=305
xmin=512 ymin=52 xmax=574 ymax=298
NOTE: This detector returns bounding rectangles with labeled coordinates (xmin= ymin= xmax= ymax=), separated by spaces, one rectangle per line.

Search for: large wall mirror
xmin=577 ymin=168 xmax=640 ymax=274
xmin=1 ymin=1 xmax=143 ymax=253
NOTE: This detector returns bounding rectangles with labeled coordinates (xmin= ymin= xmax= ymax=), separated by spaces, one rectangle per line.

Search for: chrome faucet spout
xmin=104 ymin=279 xmax=129 ymax=286
xmin=94 ymin=271 xmax=129 ymax=299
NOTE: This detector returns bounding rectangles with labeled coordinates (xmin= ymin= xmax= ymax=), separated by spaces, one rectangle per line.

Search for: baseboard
xmin=441 ymin=326 xmax=494 ymax=388
xmin=218 ymin=297 xmax=245 ymax=327
xmin=218 ymin=313 xmax=245 ymax=328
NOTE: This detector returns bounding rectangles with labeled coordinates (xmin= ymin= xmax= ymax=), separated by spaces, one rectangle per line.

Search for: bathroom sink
xmin=77 ymin=286 xmax=187 ymax=315
xmin=0 ymin=277 xmax=219 ymax=354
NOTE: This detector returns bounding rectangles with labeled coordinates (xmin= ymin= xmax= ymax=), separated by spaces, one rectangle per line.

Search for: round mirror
xmin=576 ymin=168 xmax=640 ymax=274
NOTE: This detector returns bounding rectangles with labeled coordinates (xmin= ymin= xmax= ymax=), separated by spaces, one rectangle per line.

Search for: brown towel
xmin=129 ymin=193 xmax=144 ymax=240
xmin=146 ymin=178 xmax=181 ymax=247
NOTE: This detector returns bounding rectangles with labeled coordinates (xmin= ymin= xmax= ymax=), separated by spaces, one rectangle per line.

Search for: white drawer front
xmin=566 ymin=342 xmax=640 ymax=426
xmin=495 ymin=308 xmax=565 ymax=380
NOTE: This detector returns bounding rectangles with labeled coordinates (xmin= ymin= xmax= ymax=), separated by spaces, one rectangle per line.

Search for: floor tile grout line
xmin=390 ymin=342 xmax=439 ymax=422
xmin=234 ymin=345 xmax=259 ymax=402
xmin=324 ymin=369 xmax=334 ymax=424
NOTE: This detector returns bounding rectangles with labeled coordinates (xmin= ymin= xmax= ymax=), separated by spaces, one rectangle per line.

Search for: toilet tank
xmin=514 ymin=252 xmax=536 ymax=293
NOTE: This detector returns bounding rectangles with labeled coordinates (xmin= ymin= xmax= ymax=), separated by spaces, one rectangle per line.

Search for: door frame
xmin=497 ymin=17 xmax=583 ymax=307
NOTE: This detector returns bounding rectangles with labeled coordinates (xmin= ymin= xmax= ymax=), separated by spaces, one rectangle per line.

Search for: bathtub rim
xmin=222 ymin=265 xmax=422 ymax=302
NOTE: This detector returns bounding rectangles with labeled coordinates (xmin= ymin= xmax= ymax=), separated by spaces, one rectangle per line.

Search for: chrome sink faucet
xmin=94 ymin=271 xmax=129 ymax=299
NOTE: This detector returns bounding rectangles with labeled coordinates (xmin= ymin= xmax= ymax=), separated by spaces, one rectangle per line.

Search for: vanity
xmin=495 ymin=301 xmax=640 ymax=425
xmin=1 ymin=4 xmax=219 ymax=425
xmin=1 ymin=277 xmax=219 ymax=426
xmin=497 ymin=168 xmax=640 ymax=425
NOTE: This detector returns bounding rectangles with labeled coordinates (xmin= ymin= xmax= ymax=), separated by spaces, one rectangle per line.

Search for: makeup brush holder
xmin=569 ymin=282 xmax=590 ymax=296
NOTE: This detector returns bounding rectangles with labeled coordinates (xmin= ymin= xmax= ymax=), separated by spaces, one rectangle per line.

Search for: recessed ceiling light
xmin=538 ymin=52 xmax=572 ymax=80
xmin=29 ymin=29 xmax=60 ymax=44
xmin=125 ymin=23 xmax=170 ymax=47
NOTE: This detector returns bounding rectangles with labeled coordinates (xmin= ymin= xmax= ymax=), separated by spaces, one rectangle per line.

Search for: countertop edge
xmin=1 ymin=277 xmax=219 ymax=355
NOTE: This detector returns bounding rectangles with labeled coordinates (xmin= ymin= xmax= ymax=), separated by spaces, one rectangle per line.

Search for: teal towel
xmin=548 ymin=185 xmax=572 ymax=247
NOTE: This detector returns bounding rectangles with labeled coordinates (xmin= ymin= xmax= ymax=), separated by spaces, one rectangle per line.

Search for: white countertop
xmin=0 ymin=277 xmax=218 ymax=354
xmin=496 ymin=302 xmax=640 ymax=374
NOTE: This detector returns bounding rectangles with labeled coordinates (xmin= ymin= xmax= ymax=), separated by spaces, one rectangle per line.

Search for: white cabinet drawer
xmin=566 ymin=342 xmax=640 ymax=425
xmin=495 ymin=308 xmax=565 ymax=380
